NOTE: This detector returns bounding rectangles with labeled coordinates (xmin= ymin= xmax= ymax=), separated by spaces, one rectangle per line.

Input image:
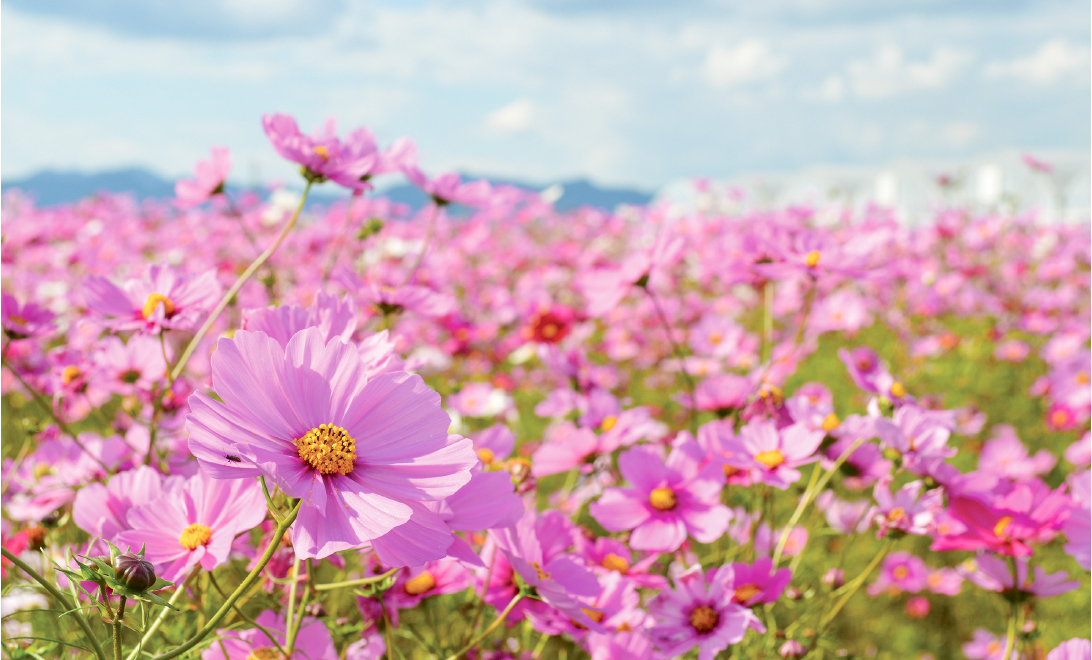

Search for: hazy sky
xmin=2 ymin=0 xmax=1089 ymax=189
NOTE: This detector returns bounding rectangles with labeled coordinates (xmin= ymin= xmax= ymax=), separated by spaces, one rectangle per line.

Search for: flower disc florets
xmin=294 ymin=424 xmax=358 ymax=475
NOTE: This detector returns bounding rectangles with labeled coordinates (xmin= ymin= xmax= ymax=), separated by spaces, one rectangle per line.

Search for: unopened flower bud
xmin=113 ymin=552 xmax=156 ymax=592
xmin=784 ymin=587 xmax=803 ymax=600
xmin=822 ymin=568 xmax=844 ymax=589
xmin=25 ymin=526 xmax=48 ymax=551
xmin=905 ymin=596 xmax=930 ymax=619
xmin=780 ymin=640 xmax=807 ymax=658
xmin=305 ymin=602 xmax=326 ymax=617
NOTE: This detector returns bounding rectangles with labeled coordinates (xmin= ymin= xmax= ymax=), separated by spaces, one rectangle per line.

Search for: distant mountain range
xmin=1 ymin=167 xmax=653 ymax=212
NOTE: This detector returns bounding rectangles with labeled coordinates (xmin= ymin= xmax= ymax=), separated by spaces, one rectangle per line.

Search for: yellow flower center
xmin=601 ymin=553 xmax=629 ymax=573
xmin=247 ymin=649 xmax=280 ymax=660
xmin=821 ymin=413 xmax=840 ymax=431
xmin=581 ymin=608 xmax=605 ymax=623
xmin=313 ymin=145 xmax=330 ymax=160
xmin=1078 ymin=372 xmax=1089 ymax=384
xmin=294 ymin=424 xmax=357 ymax=475
xmin=532 ymin=561 xmax=551 ymax=581
xmin=62 ymin=365 xmax=82 ymax=384
xmin=600 ymin=416 xmax=618 ymax=432
xmin=8 ymin=314 xmax=27 ymax=325
xmin=890 ymin=382 xmax=907 ymax=398
xmin=893 ymin=566 xmax=909 ymax=580
xmin=994 ymin=516 xmax=1013 ymax=538
xmin=888 ymin=507 xmax=906 ymax=522
xmin=404 ymin=571 xmax=437 ymax=595
xmin=179 ymin=523 xmax=212 ymax=550
xmin=477 ymin=448 xmax=495 ymax=465
xmin=649 ymin=487 xmax=677 ymax=511
xmin=541 ymin=323 xmax=558 ymax=339
xmin=33 ymin=463 xmax=52 ymax=479
xmin=805 ymin=251 xmax=821 ymax=267
xmin=708 ymin=332 xmax=722 ymax=345
xmin=987 ymin=642 xmax=1001 ymax=655
xmin=142 ymin=293 xmax=176 ymax=320
xmin=1050 ymin=409 xmax=1071 ymax=427
xmin=690 ymin=606 xmax=719 ymax=633
xmin=723 ymin=464 xmax=742 ymax=478
xmin=733 ymin=583 xmax=762 ymax=603
xmin=754 ymin=449 xmax=786 ymax=469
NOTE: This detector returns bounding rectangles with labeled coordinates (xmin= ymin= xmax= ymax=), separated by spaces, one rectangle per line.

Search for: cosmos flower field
xmin=1 ymin=115 xmax=1089 ymax=660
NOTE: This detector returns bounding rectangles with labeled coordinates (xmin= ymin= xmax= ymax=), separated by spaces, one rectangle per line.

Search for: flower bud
xmin=305 ymin=602 xmax=326 ymax=617
xmin=113 ymin=552 xmax=156 ymax=592
xmin=780 ymin=640 xmax=807 ymax=658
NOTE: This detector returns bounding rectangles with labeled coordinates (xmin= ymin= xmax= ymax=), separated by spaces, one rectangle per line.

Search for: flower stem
xmin=113 ymin=596 xmax=127 ymax=660
xmin=403 ymin=202 xmax=441 ymax=286
xmin=147 ymin=500 xmax=302 ymax=660
xmin=1001 ymin=599 xmax=1018 ymax=660
xmin=0 ymin=547 xmax=109 ymax=660
xmin=124 ymin=569 xmax=197 ymax=660
xmin=818 ymin=537 xmax=893 ymax=632
xmin=641 ymin=284 xmax=696 ymax=434
xmin=313 ymin=567 xmax=399 ymax=591
xmin=170 ymin=180 xmax=312 ymax=381
xmin=445 ymin=592 xmax=525 ymax=660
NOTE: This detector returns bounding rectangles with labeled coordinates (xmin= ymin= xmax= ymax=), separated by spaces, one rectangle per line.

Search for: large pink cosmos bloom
xmin=589 ymin=438 xmax=731 ymax=552
xmin=175 ymin=146 xmax=231 ymax=209
xmin=932 ymin=480 xmax=1071 ymax=556
xmin=116 ymin=469 xmax=265 ymax=583
xmin=242 ymin=292 xmax=358 ymax=349
xmin=185 ymin=327 xmax=477 ymax=562
xmin=84 ymin=265 xmax=221 ymax=334
xmin=721 ymin=420 xmax=824 ymax=490
xmin=73 ymin=466 xmax=165 ymax=542
xmin=648 ymin=564 xmax=764 ymax=660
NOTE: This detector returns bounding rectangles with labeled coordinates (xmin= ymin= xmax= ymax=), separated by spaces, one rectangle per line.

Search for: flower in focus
xmin=186 ymin=327 xmax=477 ymax=562
xmin=175 ymin=146 xmax=231 ymax=209
xmin=84 ymin=265 xmax=221 ymax=334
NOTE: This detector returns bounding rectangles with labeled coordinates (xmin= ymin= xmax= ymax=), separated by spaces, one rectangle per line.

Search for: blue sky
xmin=2 ymin=0 xmax=1088 ymax=189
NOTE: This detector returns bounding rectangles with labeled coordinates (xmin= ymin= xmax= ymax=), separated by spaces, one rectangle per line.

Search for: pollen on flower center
xmin=888 ymin=506 xmax=906 ymax=521
xmin=690 ymin=606 xmax=719 ymax=633
xmin=993 ymin=516 xmax=1013 ymax=538
xmin=893 ymin=566 xmax=909 ymax=580
xmin=532 ymin=561 xmax=551 ymax=581
xmin=8 ymin=314 xmax=27 ymax=325
xmin=247 ymin=649 xmax=280 ymax=660
xmin=62 ymin=365 xmax=82 ymax=385
xmin=404 ymin=571 xmax=437 ymax=595
xmin=754 ymin=449 xmax=786 ymax=469
xmin=600 ymin=416 xmax=618 ymax=432
xmin=313 ymin=145 xmax=330 ymax=160
xmin=477 ymin=448 xmax=495 ymax=465
xmin=805 ymin=251 xmax=821 ymax=267
xmin=179 ymin=523 xmax=212 ymax=550
xmin=142 ymin=293 xmax=176 ymax=320
xmin=733 ymin=583 xmax=762 ymax=603
xmin=601 ymin=553 xmax=629 ymax=573
xmin=649 ymin=487 xmax=677 ymax=511
xmin=294 ymin=424 xmax=357 ymax=475
xmin=821 ymin=413 xmax=840 ymax=431
xmin=890 ymin=381 xmax=907 ymax=398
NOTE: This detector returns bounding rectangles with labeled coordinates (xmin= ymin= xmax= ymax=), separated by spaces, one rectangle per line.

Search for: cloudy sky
xmin=2 ymin=0 xmax=1089 ymax=189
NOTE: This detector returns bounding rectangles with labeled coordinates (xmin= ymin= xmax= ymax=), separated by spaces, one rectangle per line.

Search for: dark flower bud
xmin=113 ymin=552 xmax=156 ymax=592
xmin=25 ymin=526 xmax=48 ymax=551
xmin=305 ymin=602 xmax=326 ymax=617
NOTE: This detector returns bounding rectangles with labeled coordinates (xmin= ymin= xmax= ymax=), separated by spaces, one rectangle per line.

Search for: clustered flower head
xmin=0 ymin=115 xmax=1087 ymax=660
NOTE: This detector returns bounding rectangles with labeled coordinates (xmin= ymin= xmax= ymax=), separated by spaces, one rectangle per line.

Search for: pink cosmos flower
xmin=448 ymin=382 xmax=514 ymax=418
xmin=84 ymin=265 xmax=221 ymax=334
xmin=976 ymin=425 xmax=1056 ymax=481
xmin=905 ymin=595 xmax=930 ymax=618
xmin=924 ymin=567 xmax=963 ymax=595
xmin=72 ymin=466 xmax=165 ymax=542
xmin=335 ymin=267 xmax=456 ymax=318
xmin=1 ymin=293 xmax=55 ymax=340
xmin=573 ymin=535 xmax=667 ymax=590
xmin=422 ymin=466 xmax=524 ymax=566
xmin=580 ymin=230 xmax=684 ymax=318
xmin=871 ymin=479 xmax=942 ymax=538
xmin=242 ymin=292 xmax=358 ymax=349
xmin=993 ymin=339 xmax=1030 ymax=362
xmin=1046 ymin=639 xmax=1092 ymax=660
xmin=932 ymin=480 xmax=1071 ymax=556
xmin=754 ymin=523 xmax=808 ymax=558
xmin=94 ymin=335 xmax=169 ymax=396
xmin=725 ymin=558 xmax=792 ymax=608
xmin=1064 ymin=469 xmax=1090 ymax=569
xmin=403 ymin=167 xmax=493 ymax=207
xmin=116 ymin=469 xmax=265 ymax=582
xmin=648 ymin=563 xmax=764 ymax=660
xmin=815 ymin=491 xmax=872 ymax=534
xmin=1065 ymin=433 xmax=1091 ymax=466
xmin=960 ymin=553 xmax=1079 ymax=598
xmin=262 ymin=114 xmax=382 ymax=188
xmin=721 ymin=420 xmax=824 ymax=490
xmin=691 ymin=374 xmax=752 ymax=415
xmin=963 ymin=628 xmax=1018 ymax=660
xmin=386 ymin=558 xmax=471 ymax=616
xmin=185 ymin=327 xmax=477 ymax=562
xmin=696 ymin=419 xmax=753 ymax=487
xmin=589 ymin=439 xmax=731 ymax=552
xmin=175 ymin=146 xmax=231 ymax=209
xmin=867 ymin=552 xmax=928 ymax=596
xmin=470 ymin=424 xmax=516 ymax=466
xmin=874 ymin=404 xmax=957 ymax=473
xmin=201 ymin=609 xmax=337 ymax=660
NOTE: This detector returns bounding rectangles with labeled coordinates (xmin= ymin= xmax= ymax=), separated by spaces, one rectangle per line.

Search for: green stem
xmin=444 ymin=592 xmax=525 ymax=660
xmin=123 ymin=570 xmax=195 ymax=660
xmin=313 ymin=567 xmax=399 ymax=591
xmin=170 ymin=180 xmax=312 ymax=381
xmin=207 ymin=572 xmax=285 ymax=655
xmin=113 ymin=597 xmax=127 ymax=660
xmin=403 ymin=202 xmax=441 ymax=286
xmin=1001 ymin=599 xmax=1018 ymax=660
xmin=1 ymin=547 xmax=109 ymax=660
xmin=818 ymin=538 xmax=893 ymax=632
xmin=284 ymin=558 xmax=313 ymax=656
xmin=761 ymin=281 xmax=773 ymax=363
xmin=146 ymin=500 xmax=302 ymax=660
xmin=642 ymin=284 xmax=697 ymax=434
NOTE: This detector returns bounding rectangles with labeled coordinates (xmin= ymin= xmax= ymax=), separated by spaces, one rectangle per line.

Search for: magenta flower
xmin=386 ymin=558 xmax=471 ymax=614
xmin=72 ymin=466 xmax=165 ymax=542
xmin=721 ymin=420 xmax=824 ymax=490
xmin=469 ymin=424 xmax=516 ymax=466
xmin=1 ymin=293 xmax=55 ymax=340
xmin=867 ymin=552 xmax=928 ymax=596
xmin=116 ymin=469 xmax=265 ymax=582
xmin=262 ymin=114 xmax=381 ymax=188
xmin=932 ymin=480 xmax=1071 ymax=556
xmin=726 ymin=558 xmax=792 ymax=607
xmin=1046 ymin=639 xmax=1092 ymax=660
xmin=648 ymin=564 xmax=764 ymax=660
xmin=403 ymin=167 xmax=493 ymax=207
xmin=871 ymin=479 xmax=942 ymax=538
xmin=960 ymin=553 xmax=1079 ymax=598
xmin=1064 ymin=469 xmax=1090 ymax=569
xmin=185 ymin=327 xmax=477 ymax=562
xmin=976 ymin=425 xmax=1056 ymax=481
xmin=242 ymin=292 xmax=358 ymax=349
xmin=201 ymin=609 xmax=337 ymax=660
xmin=963 ymin=628 xmax=1018 ymax=660
xmin=175 ymin=146 xmax=230 ymax=209
xmin=589 ymin=439 xmax=731 ymax=552
xmin=84 ymin=265 xmax=221 ymax=334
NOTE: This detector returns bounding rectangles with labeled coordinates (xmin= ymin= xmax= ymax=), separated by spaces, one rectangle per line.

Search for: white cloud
xmin=984 ymin=39 xmax=1090 ymax=85
xmin=847 ymin=45 xmax=971 ymax=98
xmin=484 ymin=99 xmax=537 ymax=135
xmin=703 ymin=39 xmax=787 ymax=88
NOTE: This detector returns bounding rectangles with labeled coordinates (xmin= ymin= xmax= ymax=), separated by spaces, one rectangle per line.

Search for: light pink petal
xmin=589 ymin=488 xmax=651 ymax=532
xmin=618 ymin=445 xmax=668 ymax=492
xmin=630 ymin=515 xmax=687 ymax=552
xmin=368 ymin=504 xmax=455 ymax=567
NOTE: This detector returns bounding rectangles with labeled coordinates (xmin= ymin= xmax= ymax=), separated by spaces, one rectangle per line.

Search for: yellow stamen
xmin=1078 ymin=372 xmax=1089 ymax=384
xmin=581 ymin=608 xmax=605 ymax=623
xmin=142 ymin=293 xmax=175 ymax=320
xmin=649 ymin=487 xmax=677 ymax=511
xmin=601 ymin=553 xmax=629 ymax=574
xmin=821 ymin=413 xmax=840 ymax=431
xmin=404 ymin=571 xmax=437 ymax=595
xmin=8 ymin=314 xmax=27 ymax=325
xmin=708 ymin=332 xmax=722 ymax=345
xmin=532 ymin=561 xmax=551 ymax=581
xmin=754 ymin=449 xmax=786 ymax=469
xmin=179 ymin=523 xmax=212 ymax=550
xmin=805 ymin=251 xmax=821 ymax=267
xmin=723 ymin=464 xmax=742 ymax=478
xmin=247 ymin=649 xmax=280 ymax=660
xmin=893 ymin=566 xmax=909 ymax=580
xmin=32 ymin=463 xmax=51 ymax=479
xmin=690 ymin=606 xmax=719 ymax=633
xmin=313 ymin=145 xmax=330 ymax=160
xmin=477 ymin=448 xmax=495 ymax=465
xmin=294 ymin=424 xmax=357 ymax=475
xmin=993 ymin=516 xmax=1013 ymax=538
xmin=890 ymin=382 xmax=907 ymax=398
xmin=62 ymin=365 xmax=81 ymax=384
xmin=600 ymin=416 xmax=618 ymax=432
xmin=1050 ymin=409 xmax=1071 ymax=427
xmin=888 ymin=507 xmax=906 ymax=522
xmin=541 ymin=323 xmax=558 ymax=338
xmin=733 ymin=583 xmax=762 ymax=603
